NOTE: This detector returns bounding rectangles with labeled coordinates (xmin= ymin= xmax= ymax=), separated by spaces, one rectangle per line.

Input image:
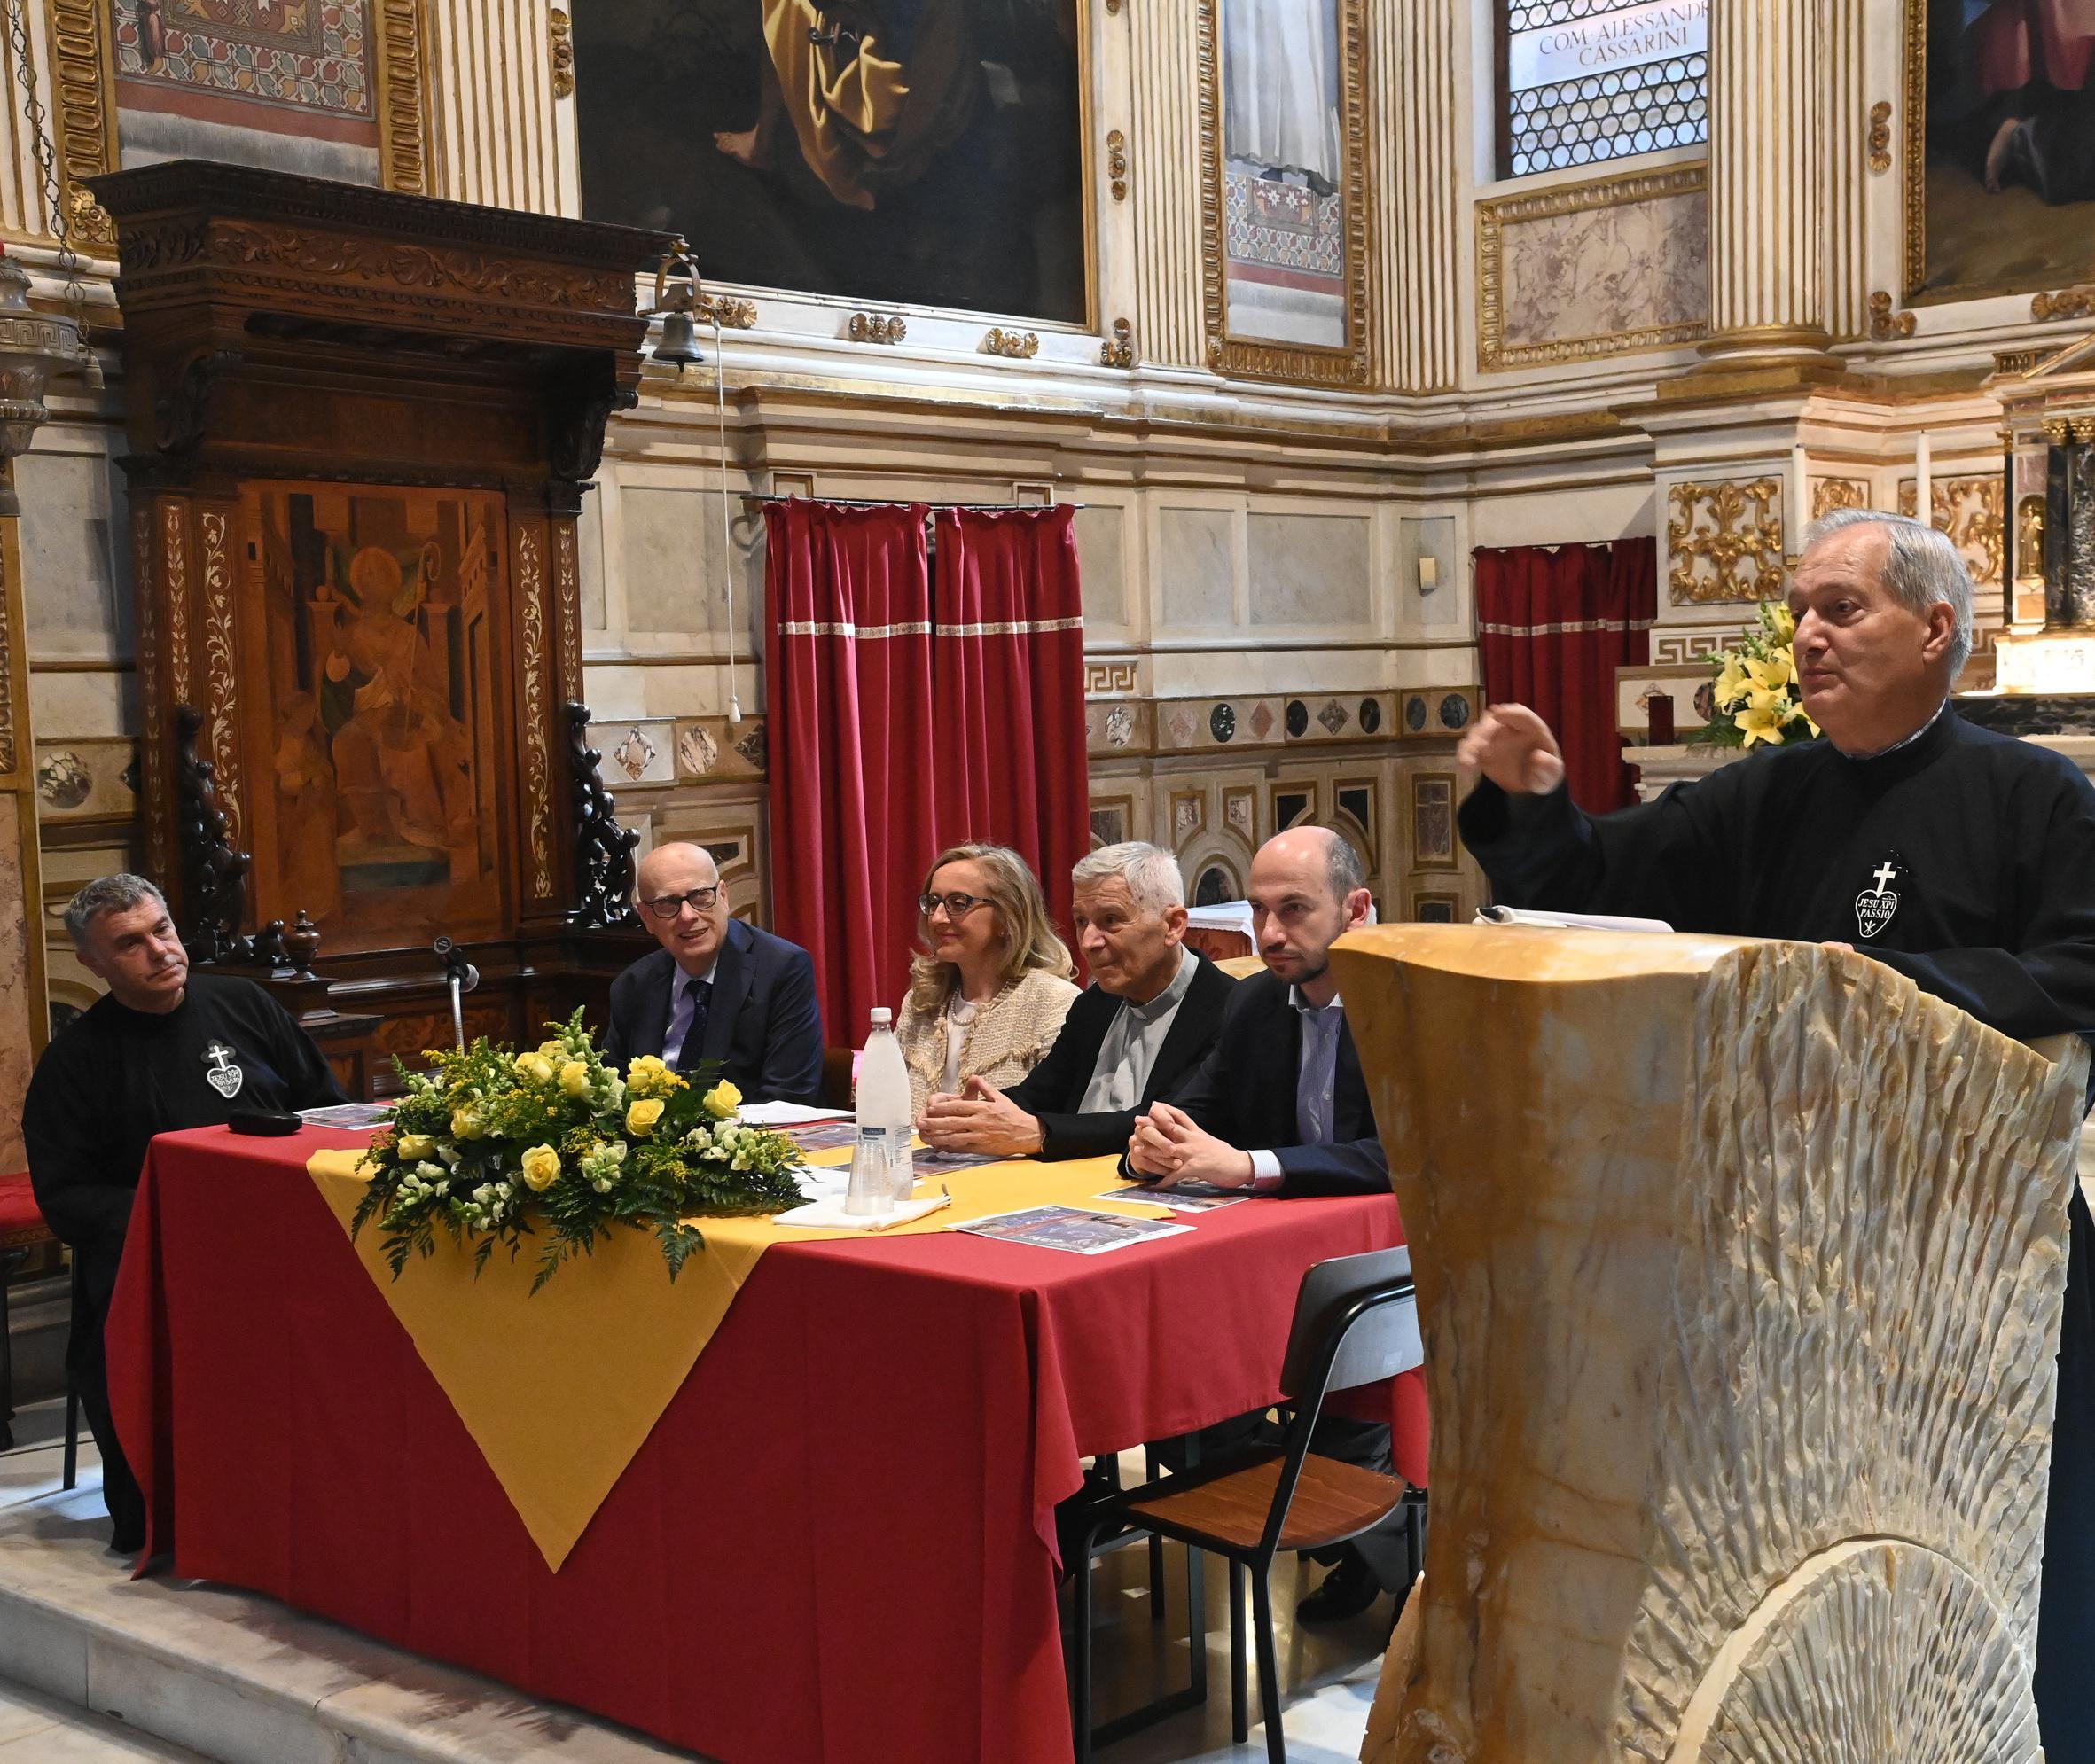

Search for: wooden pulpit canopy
xmin=89 ymin=160 xmax=674 ymax=1072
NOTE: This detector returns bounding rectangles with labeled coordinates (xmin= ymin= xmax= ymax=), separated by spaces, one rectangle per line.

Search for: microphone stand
xmin=434 ymin=936 xmax=480 ymax=1053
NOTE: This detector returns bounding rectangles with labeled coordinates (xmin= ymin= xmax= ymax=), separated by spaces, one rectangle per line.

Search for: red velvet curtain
xmin=764 ymin=500 xmax=939 ymax=1047
xmin=930 ymin=506 xmax=1090 ymax=954
xmin=1474 ymin=536 xmax=1656 ymax=814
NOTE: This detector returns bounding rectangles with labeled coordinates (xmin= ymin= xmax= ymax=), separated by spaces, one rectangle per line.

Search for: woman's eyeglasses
xmin=919 ymin=891 xmax=992 ymax=920
xmin=642 ymin=887 xmax=723 ymax=919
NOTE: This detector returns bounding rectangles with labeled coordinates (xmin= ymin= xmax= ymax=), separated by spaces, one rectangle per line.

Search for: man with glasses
xmin=602 ymin=842 xmax=824 ymax=1104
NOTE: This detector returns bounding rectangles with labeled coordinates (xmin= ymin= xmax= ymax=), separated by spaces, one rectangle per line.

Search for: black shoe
xmin=1295 ymin=1549 xmax=1381 ymax=1623
xmin=109 ymin=1527 xmax=144 ymax=1557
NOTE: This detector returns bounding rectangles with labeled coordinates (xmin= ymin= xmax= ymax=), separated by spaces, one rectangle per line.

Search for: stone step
xmin=0 ymin=1489 xmax=704 ymax=1764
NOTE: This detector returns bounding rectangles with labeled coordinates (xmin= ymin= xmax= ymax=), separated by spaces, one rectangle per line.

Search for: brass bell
xmin=652 ymin=308 xmax=705 ymax=370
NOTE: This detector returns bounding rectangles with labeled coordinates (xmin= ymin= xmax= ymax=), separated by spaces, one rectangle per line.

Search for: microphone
xmin=434 ymin=935 xmax=481 ymax=994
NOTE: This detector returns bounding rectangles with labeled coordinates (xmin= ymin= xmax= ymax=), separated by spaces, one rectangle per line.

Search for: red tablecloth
xmin=106 ymin=1128 xmax=1424 ymax=1764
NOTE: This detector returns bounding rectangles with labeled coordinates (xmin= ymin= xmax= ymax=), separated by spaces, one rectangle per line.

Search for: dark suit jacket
xmin=1003 ymin=952 xmax=1237 ymax=1160
xmin=1129 ymin=968 xmax=1388 ymax=1198
xmin=602 ymin=917 xmax=825 ymax=1104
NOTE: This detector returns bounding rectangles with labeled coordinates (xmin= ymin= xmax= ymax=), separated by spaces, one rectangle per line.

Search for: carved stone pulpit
xmin=1331 ymin=925 xmax=2087 ymax=1764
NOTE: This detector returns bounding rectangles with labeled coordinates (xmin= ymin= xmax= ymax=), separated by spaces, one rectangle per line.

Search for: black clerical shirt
xmin=23 ymin=972 xmax=345 ymax=1262
xmin=1458 ymin=706 xmax=2095 ymax=1041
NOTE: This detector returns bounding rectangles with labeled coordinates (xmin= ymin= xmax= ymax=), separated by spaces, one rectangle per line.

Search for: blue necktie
xmin=663 ymin=975 xmax=712 ymax=1071
xmin=1296 ymin=1008 xmax=1341 ymax=1146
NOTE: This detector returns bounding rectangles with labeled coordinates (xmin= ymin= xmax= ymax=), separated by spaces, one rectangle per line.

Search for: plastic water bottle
xmin=857 ymin=1006 xmax=915 ymax=1202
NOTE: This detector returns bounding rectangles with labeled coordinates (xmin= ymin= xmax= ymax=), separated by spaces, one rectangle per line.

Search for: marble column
xmin=1126 ymin=0 xmax=1207 ymax=369
xmin=1703 ymin=0 xmax=1834 ymax=359
xmin=1337 ymin=925 xmax=2083 ymax=1764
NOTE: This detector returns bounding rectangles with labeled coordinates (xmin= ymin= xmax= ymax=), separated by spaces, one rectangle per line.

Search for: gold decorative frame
xmin=1901 ymin=0 xmax=1927 ymax=301
xmin=1811 ymin=477 xmax=1870 ymax=520
xmin=1667 ymin=478 xmax=1785 ymax=605
xmin=1477 ymin=162 xmax=1709 ymax=371
xmin=46 ymin=0 xmax=434 ymax=250
xmin=1195 ymin=0 xmax=1372 ymax=388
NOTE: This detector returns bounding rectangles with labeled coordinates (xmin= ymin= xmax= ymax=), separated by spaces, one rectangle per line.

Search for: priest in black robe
xmin=22 ymin=874 xmax=343 ymax=1555
xmin=1456 ymin=507 xmax=2095 ymax=1761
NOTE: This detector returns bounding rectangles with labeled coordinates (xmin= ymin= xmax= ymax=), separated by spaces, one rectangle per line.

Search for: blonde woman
xmin=899 ymin=843 xmax=1079 ymax=1118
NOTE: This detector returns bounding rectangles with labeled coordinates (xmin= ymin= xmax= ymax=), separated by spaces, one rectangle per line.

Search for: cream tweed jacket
xmin=897 ymin=968 xmax=1080 ymax=1116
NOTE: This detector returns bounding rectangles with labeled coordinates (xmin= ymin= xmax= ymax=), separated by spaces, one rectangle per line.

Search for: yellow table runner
xmin=305 ymin=1148 xmax=1166 ymax=1570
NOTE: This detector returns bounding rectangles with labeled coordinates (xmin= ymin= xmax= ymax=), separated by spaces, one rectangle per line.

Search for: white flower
xmin=593 ymin=1177 xmax=613 ymax=1193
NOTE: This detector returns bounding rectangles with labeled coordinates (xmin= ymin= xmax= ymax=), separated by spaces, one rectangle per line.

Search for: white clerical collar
xmin=1836 ymin=699 xmax=1948 ymax=761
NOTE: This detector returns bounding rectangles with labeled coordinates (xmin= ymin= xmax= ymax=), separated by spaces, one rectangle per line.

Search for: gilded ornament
xmin=2046 ymin=417 xmax=2073 ymax=446
xmin=697 ymin=293 xmax=758 ymax=330
xmin=1867 ymin=100 xmax=1893 ymax=175
xmin=518 ymin=526 xmax=551 ymax=898
xmin=549 ymin=9 xmax=576 ymax=100
xmin=1099 ymin=317 xmax=1135 ymax=370
xmin=1867 ymin=291 xmax=1916 ymax=340
xmin=199 ymin=508 xmax=241 ymax=845
xmin=1811 ymin=478 xmax=1869 ymax=520
xmin=2032 ymin=286 xmax=2095 ymax=322
xmin=2017 ymin=495 xmax=2046 ymax=582
xmin=1106 ymin=129 xmax=1127 ymax=204
xmin=847 ymin=312 xmax=907 ymax=346
xmin=982 ymin=327 xmax=1039 ymax=360
xmin=1666 ymin=478 xmax=1786 ymax=605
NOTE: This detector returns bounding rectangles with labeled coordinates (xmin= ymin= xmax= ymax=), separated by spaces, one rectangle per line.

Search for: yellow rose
xmin=626 ymin=1055 xmax=676 ymax=1098
xmin=450 ymin=1106 xmax=485 ymax=1140
xmin=626 ymin=1097 xmax=666 ymax=1136
xmin=515 ymin=1051 xmax=555 ymax=1084
xmin=395 ymin=1132 xmax=435 ymax=1159
xmin=702 ymin=1080 xmax=742 ymax=1120
xmin=520 ymin=1143 xmax=562 ymax=1192
xmin=538 ymin=1037 xmax=565 ymax=1059
xmin=559 ymin=1060 xmax=592 ymax=1098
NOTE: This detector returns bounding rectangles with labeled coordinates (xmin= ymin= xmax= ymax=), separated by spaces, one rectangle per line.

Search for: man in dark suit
xmin=919 ymin=841 xmax=1236 ymax=1159
xmin=1127 ymin=825 xmax=1406 ymax=1622
xmin=1126 ymin=825 xmax=1386 ymax=1198
xmin=603 ymin=841 xmax=825 ymax=1104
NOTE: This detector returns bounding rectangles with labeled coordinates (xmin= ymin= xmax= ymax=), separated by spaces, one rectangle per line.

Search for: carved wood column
xmin=1703 ymin=0 xmax=1835 ymax=361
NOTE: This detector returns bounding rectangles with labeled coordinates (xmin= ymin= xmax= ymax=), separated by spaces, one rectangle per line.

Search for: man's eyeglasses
xmin=919 ymin=891 xmax=992 ymax=920
xmin=642 ymin=887 xmax=722 ymax=920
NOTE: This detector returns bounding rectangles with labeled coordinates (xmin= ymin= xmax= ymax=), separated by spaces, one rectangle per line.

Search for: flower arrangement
xmin=351 ymin=1011 xmax=808 ymax=1292
xmin=1694 ymin=599 xmax=1820 ymax=749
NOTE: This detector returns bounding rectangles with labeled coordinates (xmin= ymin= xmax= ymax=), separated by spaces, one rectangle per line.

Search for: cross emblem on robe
xmin=1872 ymin=862 xmax=1897 ymax=895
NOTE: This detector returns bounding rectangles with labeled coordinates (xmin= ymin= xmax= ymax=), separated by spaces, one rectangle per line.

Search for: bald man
xmin=602 ymin=842 xmax=825 ymax=1104
xmin=1125 ymin=826 xmax=1388 ymax=1198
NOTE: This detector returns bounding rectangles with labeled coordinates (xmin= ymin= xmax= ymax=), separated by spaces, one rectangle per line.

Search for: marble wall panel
xmin=0 ymin=795 xmax=29 ymax=1169
xmin=1247 ymin=512 xmax=1372 ymax=628
xmin=621 ymin=487 xmax=709 ymax=634
xmin=578 ymin=492 xmax=606 ymax=632
xmin=17 ymin=453 xmax=132 ymax=659
xmin=1157 ymin=507 xmax=1236 ymax=630
xmin=1485 ymin=173 xmax=1710 ymax=370
xmin=1072 ymin=504 xmax=1130 ymax=631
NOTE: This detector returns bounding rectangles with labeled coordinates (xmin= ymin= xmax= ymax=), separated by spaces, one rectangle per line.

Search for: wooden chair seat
xmin=1125 ymin=1451 xmax=1404 ymax=1554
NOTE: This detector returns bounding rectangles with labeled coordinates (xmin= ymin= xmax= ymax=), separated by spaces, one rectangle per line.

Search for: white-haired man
xmin=919 ymin=842 xmax=1236 ymax=1159
xmin=1456 ymin=509 xmax=2095 ymax=1758
xmin=23 ymin=875 xmax=344 ymax=1556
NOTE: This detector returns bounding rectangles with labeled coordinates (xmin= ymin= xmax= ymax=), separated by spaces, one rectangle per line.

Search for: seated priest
xmin=1454 ymin=507 xmax=2095 ymax=1763
xmin=916 ymin=840 xmax=1236 ymax=1159
xmin=1122 ymin=824 xmax=1411 ymax=1621
xmin=603 ymin=841 xmax=824 ymax=1104
xmin=1124 ymin=825 xmax=1388 ymax=1198
xmin=23 ymin=875 xmax=346 ymax=1556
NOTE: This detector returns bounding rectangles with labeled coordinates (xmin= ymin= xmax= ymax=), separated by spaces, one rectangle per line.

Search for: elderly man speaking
xmin=1455 ymin=508 xmax=2095 ymax=1759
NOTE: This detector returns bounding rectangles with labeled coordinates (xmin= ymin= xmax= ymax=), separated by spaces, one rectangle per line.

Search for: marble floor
xmin=0 ymin=1398 xmax=1395 ymax=1763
